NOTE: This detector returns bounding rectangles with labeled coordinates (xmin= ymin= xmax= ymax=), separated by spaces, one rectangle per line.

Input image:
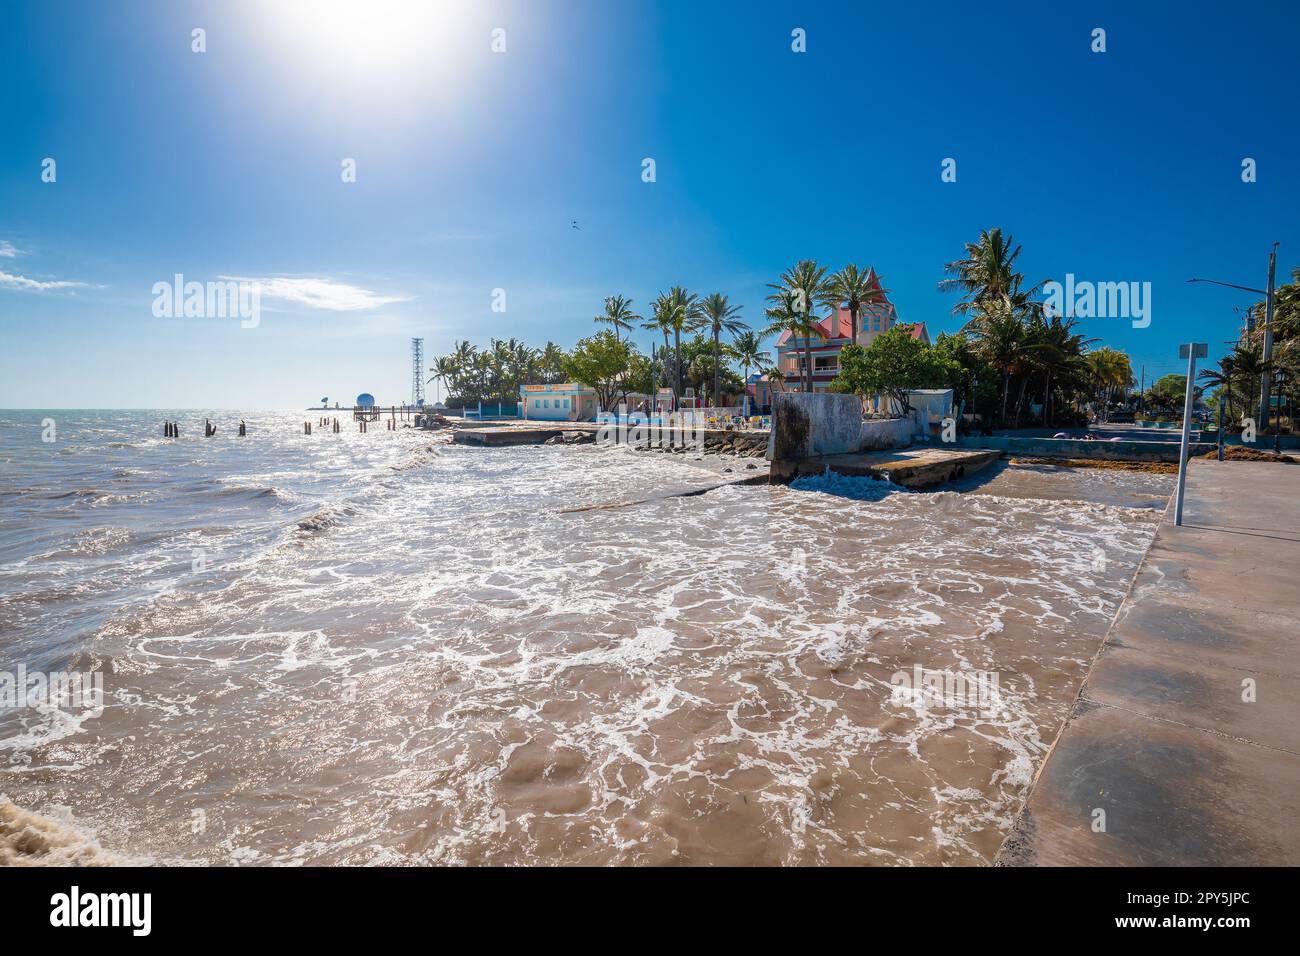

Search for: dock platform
xmin=792 ymin=447 xmax=1001 ymax=489
xmin=453 ymin=424 xmax=588 ymax=446
xmin=998 ymin=460 xmax=1300 ymax=866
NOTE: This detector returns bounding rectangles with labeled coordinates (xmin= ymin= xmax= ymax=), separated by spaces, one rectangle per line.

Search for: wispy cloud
xmin=0 ymin=240 xmax=21 ymax=258
xmin=0 ymin=270 xmax=85 ymax=291
xmin=221 ymin=275 xmax=412 ymax=312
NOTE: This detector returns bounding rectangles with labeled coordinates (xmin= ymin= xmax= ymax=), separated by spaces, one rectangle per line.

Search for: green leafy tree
xmin=832 ymin=325 xmax=955 ymax=414
xmin=564 ymin=330 xmax=632 ymax=411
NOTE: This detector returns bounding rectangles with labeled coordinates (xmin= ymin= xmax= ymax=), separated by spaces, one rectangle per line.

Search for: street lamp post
xmin=1186 ymin=241 xmax=1279 ymax=431
xmin=1261 ymin=245 xmax=1279 ymax=432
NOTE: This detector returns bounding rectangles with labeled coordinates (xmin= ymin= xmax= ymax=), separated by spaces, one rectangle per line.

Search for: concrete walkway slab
xmin=999 ymin=460 xmax=1300 ymax=866
xmin=797 ymin=448 xmax=1001 ymax=488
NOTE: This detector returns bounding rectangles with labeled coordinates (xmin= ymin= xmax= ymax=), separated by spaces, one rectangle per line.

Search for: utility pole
xmin=1175 ymin=343 xmax=1208 ymax=526
xmin=1138 ymin=365 xmax=1145 ymax=414
xmin=1259 ymin=243 xmax=1279 ymax=431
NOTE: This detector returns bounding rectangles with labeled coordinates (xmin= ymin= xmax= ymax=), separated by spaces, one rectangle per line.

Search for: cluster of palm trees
xmin=426 ymin=229 xmax=1166 ymax=427
xmin=938 ymin=228 xmax=1134 ymax=426
xmin=761 ymin=261 xmax=889 ymax=393
xmin=598 ymin=289 xmax=753 ymax=406
xmin=428 ymin=338 xmax=567 ymax=406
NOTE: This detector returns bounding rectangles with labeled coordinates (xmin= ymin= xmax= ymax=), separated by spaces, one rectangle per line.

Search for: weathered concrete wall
xmin=767 ymin=394 xmax=914 ymax=480
xmin=954 ymin=435 xmax=1214 ymax=463
xmin=767 ymin=393 xmax=864 ymax=480
xmin=860 ymin=417 xmax=913 ymax=450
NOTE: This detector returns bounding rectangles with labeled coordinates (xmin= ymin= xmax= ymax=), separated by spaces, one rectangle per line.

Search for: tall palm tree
xmin=763 ymin=289 xmax=823 ymax=393
xmin=698 ymin=293 xmax=747 ymax=406
xmin=967 ymin=299 xmax=1028 ymax=425
xmin=427 ymin=355 xmax=457 ymax=405
xmin=939 ymin=228 xmax=1039 ymax=319
xmin=769 ymin=260 xmax=832 ymax=393
xmin=664 ymin=286 xmax=702 ymax=403
xmin=645 ymin=293 xmax=676 ymax=404
xmin=594 ymin=294 xmax=641 ymax=343
xmin=820 ymin=264 xmax=886 ymax=345
xmin=731 ymin=329 xmax=770 ymax=416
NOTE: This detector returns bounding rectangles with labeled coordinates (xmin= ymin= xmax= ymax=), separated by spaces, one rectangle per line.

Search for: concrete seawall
xmin=998 ymin=460 xmax=1300 ymax=866
xmin=956 ymin=435 xmax=1216 ymax=463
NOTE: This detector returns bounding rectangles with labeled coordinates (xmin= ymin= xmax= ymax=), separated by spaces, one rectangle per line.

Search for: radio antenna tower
xmin=411 ymin=337 xmax=425 ymax=407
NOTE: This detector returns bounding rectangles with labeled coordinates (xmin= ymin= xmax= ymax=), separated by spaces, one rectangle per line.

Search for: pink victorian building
xmin=772 ymin=269 xmax=929 ymax=392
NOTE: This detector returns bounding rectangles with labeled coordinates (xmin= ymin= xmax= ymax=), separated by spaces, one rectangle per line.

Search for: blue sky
xmin=2 ymin=0 xmax=1297 ymax=407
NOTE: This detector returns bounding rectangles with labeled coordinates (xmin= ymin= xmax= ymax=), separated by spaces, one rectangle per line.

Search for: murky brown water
xmin=1 ymin=412 xmax=1170 ymax=865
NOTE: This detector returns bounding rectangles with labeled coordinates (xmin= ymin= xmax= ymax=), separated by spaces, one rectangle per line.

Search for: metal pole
xmin=1275 ymin=371 xmax=1285 ymax=455
xmin=1217 ymin=393 xmax=1225 ymax=461
xmin=1259 ymin=244 xmax=1278 ymax=430
xmin=1174 ymin=345 xmax=1200 ymax=526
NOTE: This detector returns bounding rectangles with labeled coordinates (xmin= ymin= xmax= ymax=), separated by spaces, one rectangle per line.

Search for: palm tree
xmin=1198 ymin=352 xmax=1239 ymax=426
xmin=664 ymin=286 xmax=702 ymax=403
xmin=1025 ymin=313 xmax=1093 ymax=425
xmin=513 ymin=340 xmax=539 ymax=387
xmin=967 ymin=299 xmax=1028 ymax=425
xmin=1228 ymin=344 xmax=1272 ymax=425
xmin=769 ymin=260 xmax=832 ymax=393
xmin=732 ymin=329 xmax=770 ymax=416
xmin=763 ymin=289 xmax=823 ymax=393
xmin=1085 ymin=347 xmax=1133 ymax=422
xmin=645 ymin=294 xmax=676 ymax=404
xmin=427 ymin=355 xmax=457 ymax=405
xmin=698 ymin=293 xmax=747 ymax=407
xmin=939 ymin=228 xmax=1040 ymax=319
xmin=594 ymin=294 xmax=640 ymax=343
xmin=820 ymin=264 xmax=886 ymax=345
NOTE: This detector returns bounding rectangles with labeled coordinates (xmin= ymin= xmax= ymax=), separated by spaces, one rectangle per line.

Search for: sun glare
xmin=260 ymin=0 xmax=474 ymax=86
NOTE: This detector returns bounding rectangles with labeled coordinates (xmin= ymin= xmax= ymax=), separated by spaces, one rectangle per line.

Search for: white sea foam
xmin=0 ymin=411 xmax=1171 ymax=865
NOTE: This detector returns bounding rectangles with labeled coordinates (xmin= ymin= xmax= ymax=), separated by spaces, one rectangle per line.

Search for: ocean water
xmin=0 ymin=410 xmax=1171 ymax=866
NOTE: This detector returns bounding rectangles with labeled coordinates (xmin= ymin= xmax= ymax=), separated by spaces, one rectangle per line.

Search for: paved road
xmin=999 ymin=459 xmax=1300 ymax=866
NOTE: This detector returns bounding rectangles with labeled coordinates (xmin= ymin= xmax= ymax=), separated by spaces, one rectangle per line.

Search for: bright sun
xmin=260 ymin=0 xmax=475 ymax=82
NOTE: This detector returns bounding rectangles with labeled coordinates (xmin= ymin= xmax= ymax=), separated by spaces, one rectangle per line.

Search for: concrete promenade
xmin=999 ymin=460 xmax=1300 ymax=865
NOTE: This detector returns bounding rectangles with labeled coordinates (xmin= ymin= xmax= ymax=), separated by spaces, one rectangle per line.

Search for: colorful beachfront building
xmin=773 ymin=269 xmax=929 ymax=392
xmin=745 ymin=373 xmax=777 ymax=412
xmin=520 ymin=383 xmax=599 ymax=421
